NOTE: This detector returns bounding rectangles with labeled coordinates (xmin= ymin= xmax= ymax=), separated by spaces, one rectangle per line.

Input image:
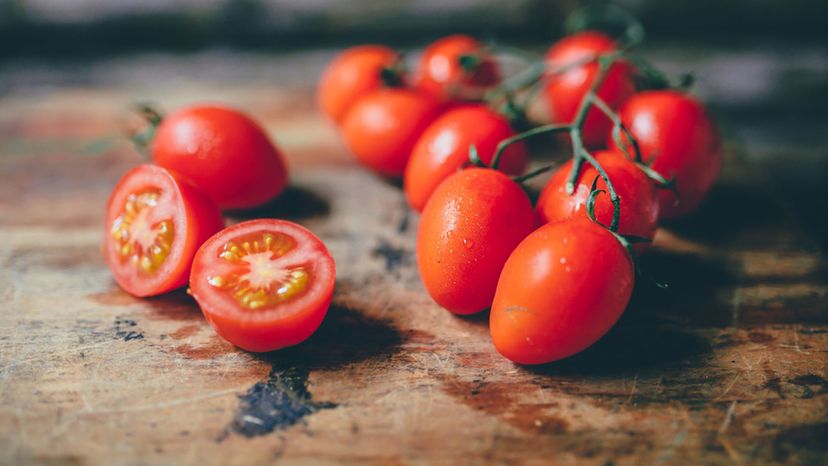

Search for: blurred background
xmin=0 ymin=0 xmax=826 ymax=241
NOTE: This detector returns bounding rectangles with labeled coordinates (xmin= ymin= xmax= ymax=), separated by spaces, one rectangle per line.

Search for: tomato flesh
xmin=104 ymin=165 xmax=224 ymax=297
xmin=190 ymin=219 xmax=335 ymax=352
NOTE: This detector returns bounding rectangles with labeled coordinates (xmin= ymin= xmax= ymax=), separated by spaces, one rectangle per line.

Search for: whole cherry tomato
xmin=490 ymin=218 xmax=634 ymax=364
xmin=152 ymin=105 xmax=288 ymax=211
xmin=611 ymin=90 xmax=722 ymax=219
xmin=404 ymin=104 xmax=528 ymax=212
xmin=416 ymin=34 xmax=499 ymax=102
xmin=341 ymin=88 xmax=442 ymax=177
xmin=536 ymin=150 xmax=659 ymax=249
xmin=417 ymin=168 xmax=535 ymax=315
xmin=104 ymin=164 xmax=224 ymax=297
xmin=317 ymin=45 xmax=402 ymax=124
xmin=543 ymin=31 xmax=636 ymax=149
xmin=190 ymin=219 xmax=336 ymax=352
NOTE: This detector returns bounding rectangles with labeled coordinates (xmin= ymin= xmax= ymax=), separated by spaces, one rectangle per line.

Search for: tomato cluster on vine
xmin=320 ymin=27 xmax=722 ymax=364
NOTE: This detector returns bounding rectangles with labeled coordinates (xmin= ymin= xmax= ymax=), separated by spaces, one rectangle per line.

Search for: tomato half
xmin=417 ymin=168 xmax=535 ymax=315
xmin=543 ymin=31 xmax=636 ymax=149
xmin=404 ymin=104 xmax=528 ymax=212
xmin=152 ymin=105 xmax=288 ymax=211
xmin=189 ymin=219 xmax=335 ymax=352
xmin=490 ymin=218 xmax=634 ymax=365
xmin=536 ymin=149 xmax=659 ymax=249
xmin=103 ymin=164 xmax=224 ymax=297
xmin=611 ymin=90 xmax=722 ymax=219
xmin=341 ymin=88 xmax=442 ymax=177
xmin=416 ymin=34 xmax=499 ymax=101
xmin=317 ymin=45 xmax=402 ymax=124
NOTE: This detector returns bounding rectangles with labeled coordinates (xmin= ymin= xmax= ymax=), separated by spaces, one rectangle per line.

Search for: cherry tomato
xmin=417 ymin=168 xmax=535 ymax=315
xmin=490 ymin=218 xmax=634 ymax=364
xmin=543 ymin=31 xmax=636 ymax=149
xmin=404 ymin=104 xmax=528 ymax=212
xmin=152 ymin=105 xmax=288 ymax=211
xmin=104 ymin=164 xmax=224 ymax=298
xmin=317 ymin=45 xmax=402 ymax=124
xmin=611 ymin=90 xmax=722 ymax=219
xmin=416 ymin=34 xmax=499 ymax=101
xmin=536 ymin=150 xmax=659 ymax=249
xmin=189 ymin=219 xmax=336 ymax=352
xmin=341 ymin=88 xmax=442 ymax=177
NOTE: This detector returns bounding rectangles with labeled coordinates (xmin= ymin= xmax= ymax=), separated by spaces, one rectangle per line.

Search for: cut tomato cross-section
xmin=103 ymin=164 xmax=224 ymax=297
xmin=189 ymin=219 xmax=336 ymax=352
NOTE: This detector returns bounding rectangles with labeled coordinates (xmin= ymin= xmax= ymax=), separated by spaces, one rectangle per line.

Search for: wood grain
xmin=0 ymin=59 xmax=826 ymax=466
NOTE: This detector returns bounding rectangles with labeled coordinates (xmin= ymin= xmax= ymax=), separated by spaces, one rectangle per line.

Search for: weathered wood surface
xmin=0 ymin=50 xmax=827 ymax=466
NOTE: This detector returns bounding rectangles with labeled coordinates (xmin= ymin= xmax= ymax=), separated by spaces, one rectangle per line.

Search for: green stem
xmin=512 ymin=164 xmax=557 ymax=183
xmin=580 ymin=149 xmax=621 ymax=232
xmin=589 ymin=92 xmax=642 ymax=162
xmin=490 ymin=123 xmax=570 ymax=169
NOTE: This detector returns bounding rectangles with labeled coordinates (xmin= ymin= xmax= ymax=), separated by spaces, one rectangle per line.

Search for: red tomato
xmin=341 ymin=88 xmax=442 ymax=177
xmin=416 ymin=34 xmax=499 ymax=101
xmin=189 ymin=219 xmax=335 ymax=352
xmin=317 ymin=45 xmax=402 ymax=124
xmin=152 ymin=105 xmax=288 ymax=211
xmin=417 ymin=168 xmax=535 ymax=315
xmin=611 ymin=90 xmax=722 ymax=219
xmin=490 ymin=218 xmax=634 ymax=364
xmin=404 ymin=104 xmax=528 ymax=212
xmin=104 ymin=164 xmax=224 ymax=298
xmin=543 ymin=31 xmax=636 ymax=149
xmin=536 ymin=150 xmax=659 ymax=248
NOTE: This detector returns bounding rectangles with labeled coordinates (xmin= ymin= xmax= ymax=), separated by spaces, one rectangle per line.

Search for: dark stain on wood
xmin=143 ymin=290 xmax=203 ymax=321
xmin=113 ymin=316 xmax=143 ymax=341
xmin=371 ymin=239 xmax=412 ymax=273
xmin=228 ymin=367 xmax=336 ymax=438
xmin=770 ymin=422 xmax=828 ymax=464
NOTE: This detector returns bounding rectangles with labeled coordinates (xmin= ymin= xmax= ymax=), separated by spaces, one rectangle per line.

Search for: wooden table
xmin=0 ymin=49 xmax=826 ymax=465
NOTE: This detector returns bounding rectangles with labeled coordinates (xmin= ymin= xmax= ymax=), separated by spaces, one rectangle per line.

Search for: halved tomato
xmin=103 ymin=164 xmax=224 ymax=297
xmin=189 ymin=219 xmax=335 ymax=352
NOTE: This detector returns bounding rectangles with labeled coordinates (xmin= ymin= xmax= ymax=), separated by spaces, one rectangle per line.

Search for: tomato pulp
xmin=103 ymin=164 xmax=224 ymax=297
xmin=189 ymin=219 xmax=335 ymax=352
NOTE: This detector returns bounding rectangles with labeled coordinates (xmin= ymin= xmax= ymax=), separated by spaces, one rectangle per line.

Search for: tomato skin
xmin=543 ymin=31 xmax=636 ymax=149
xmin=536 ymin=150 xmax=659 ymax=249
xmin=152 ymin=106 xmax=288 ymax=211
xmin=417 ymin=168 xmax=535 ymax=315
xmin=317 ymin=45 xmax=401 ymax=124
xmin=189 ymin=219 xmax=336 ymax=353
xmin=103 ymin=164 xmax=224 ymax=298
xmin=490 ymin=219 xmax=634 ymax=365
xmin=416 ymin=34 xmax=499 ymax=101
xmin=611 ymin=90 xmax=722 ymax=219
xmin=341 ymin=88 xmax=442 ymax=177
xmin=404 ymin=104 xmax=528 ymax=212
